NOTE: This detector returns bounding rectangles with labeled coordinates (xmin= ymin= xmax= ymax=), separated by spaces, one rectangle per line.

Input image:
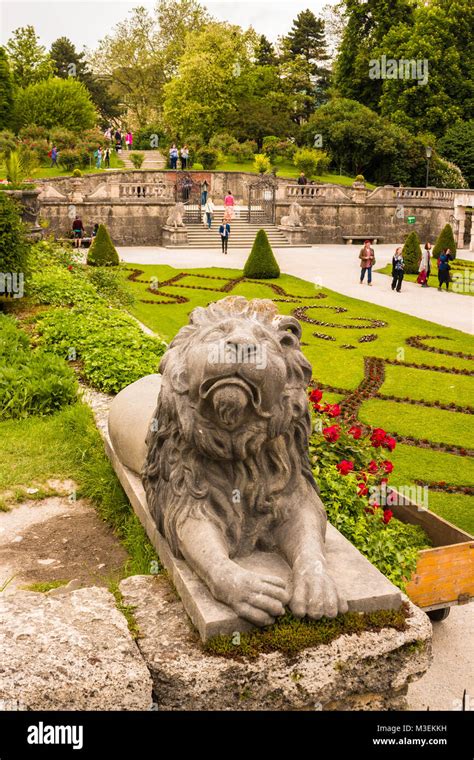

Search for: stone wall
xmin=35 ymin=171 xmax=474 ymax=246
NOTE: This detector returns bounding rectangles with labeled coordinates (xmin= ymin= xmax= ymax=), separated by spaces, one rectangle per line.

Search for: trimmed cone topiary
xmin=87 ymin=224 xmax=119 ymax=267
xmin=432 ymin=223 xmax=457 ymax=259
xmin=402 ymin=231 xmax=422 ymax=275
xmin=243 ymin=229 xmax=280 ymax=279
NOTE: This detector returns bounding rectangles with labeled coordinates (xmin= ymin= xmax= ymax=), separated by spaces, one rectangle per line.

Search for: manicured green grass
xmin=215 ymin=158 xmax=376 ymax=188
xmin=121 ymin=263 xmax=474 ymax=534
xmin=0 ymin=151 xmax=124 ymax=181
xmin=0 ymin=403 xmax=157 ymax=575
xmin=376 ymin=260 xmax=474 ymax=296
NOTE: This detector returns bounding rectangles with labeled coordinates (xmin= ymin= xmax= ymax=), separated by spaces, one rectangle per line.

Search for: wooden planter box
xmin=389 ymin=488 xmax=474 ymax=619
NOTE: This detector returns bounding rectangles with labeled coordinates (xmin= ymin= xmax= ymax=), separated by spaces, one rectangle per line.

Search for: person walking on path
xmin=125 ymin=131 xmax=133 ymax=151
xmin=114 ymin=129 xmax=122 ymax=152
xmin=224 ymin=190 xmax=235 ymax=219
xmin=94 ymin=146 xmax=102 ymax=169
xmin=49 ymin=145 xmax=58 ymax=167
xmin=72 ymin=214 xmax=84 ymax=248
xmin=180 ymin=144 xmax=189 ymax=169
xmin=437 ymin=248 xmax=453 ymax=291
xmin=391 ymin=247 xmax=405 ymax=292
xmin=204 ymin=197 xmax=215 ymax=229
xmin=359 ymin=240 xmax=376 ymax=285
xmin=169 ymin=144 xmax=178 ymax=169
xmin=297 ymin=172 xmax=308 ymax=195
xmin=219 ymin=218 xmax=230 ymax=254
xmin=417 ymin=242 xmax=432 ymax=287
xmin=104 ymin=147 xmax=110 ymax=168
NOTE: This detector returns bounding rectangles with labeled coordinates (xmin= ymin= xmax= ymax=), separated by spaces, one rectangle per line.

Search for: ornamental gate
xmin=175 ymin=172 xmax=202 ymax=224
xmin=248 ymin=176 xmax=277 ymax=224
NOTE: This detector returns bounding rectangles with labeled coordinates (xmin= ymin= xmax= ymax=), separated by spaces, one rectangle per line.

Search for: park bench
xmin=342 ymin=235 xmax=384 ymax=244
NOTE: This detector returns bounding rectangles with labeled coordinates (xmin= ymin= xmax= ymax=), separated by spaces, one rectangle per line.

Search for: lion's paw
xmin=290 ymin=559 xmax=348 ymax=620
xmin=219 ymin=566 xmax=291 ymax=627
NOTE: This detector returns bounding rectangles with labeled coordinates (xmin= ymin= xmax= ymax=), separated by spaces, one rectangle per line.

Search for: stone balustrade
xmin=393 ymin=187 xmax=455 ymax=201
xmin=119 ymin=182 xmax=170 ymax=199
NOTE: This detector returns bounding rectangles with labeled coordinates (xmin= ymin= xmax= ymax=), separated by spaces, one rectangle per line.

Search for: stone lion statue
xmin=142 ymin=296 xmax=347 ymax=626
xmin=281 ymin=202 xmax=304 ymax=228
xmin=165 ymin=202 xmax=186 ymax=228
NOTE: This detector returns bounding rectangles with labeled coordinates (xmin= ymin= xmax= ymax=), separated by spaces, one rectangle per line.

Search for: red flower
xmin=383 ymin=509 xmax=394 ymax=524
xmin=348 ymin=426 xmax=362 ymax=439
xmin=380 ymin=477 xmax=389 ymax=485
xmin=313 ymin=402 xmax=324 ymax=411
xmin=357 ymin=482 xmax=368 ymax=496
xmin=309 ymin=389 xmax=323 ymax=403
xmin=326 ymin=404 xmax=341 ymax=418
xmin=366 ymin=502 xmax=380 ymax=514
xmin=371 ymin=428 xmax=386 ymax=447
xmin=337 ymin=460 xmax=354 ymax=475
xmin=323 ymin=425 xmax=341 ymax=442
xmin=384 ymin=437 xmax=396 ymax=452
xmin=368 ymin=460 xmax=378 ymax=474
xmin=382 ymin=460 xmax=394 ymax=473
xmin=68 ymin=264 xmax=73 ymax=270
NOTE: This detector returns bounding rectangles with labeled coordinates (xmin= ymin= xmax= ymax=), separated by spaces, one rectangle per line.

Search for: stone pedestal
xmin=120 ymin=575 xmax=432 ymax=711
xmin=278 ymin=225 xmax=308 ymax=245
xmin=162 ymin=225 xmax=188 ymax=247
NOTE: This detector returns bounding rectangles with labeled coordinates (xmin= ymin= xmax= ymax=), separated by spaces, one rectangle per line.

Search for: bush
xmin=48 ymin=128 xmax=77 ymax=150
xmin=191 ymin=162 xmax=204 ymax=170
xmin=195 ymin=146 xmax=219 ymax=170
xmin=355 ymin=174 xmax=365 ymax=183
xmin=86 ymin=267 xmax=135 ymax=309
xmin=35 ymin=304 xmax=167 ymax=394
xmin=19 ymin=125 xmax=49 ymax=142
xmin=262 ymin=136 xmax=280 ymax=161
xmin=437 ymin=120 xmax=474 ymax=188
xmin=209 ymin=132 xmax=236 ymax=153
xmin=253 ymin=153 xmax=272 ymax=174
xmin=401 ymin=231 xmax=422 ymax=274
xmin=58 ymin=148 xmax=82 ymax=172
xmin=294 ymin=147 xmax=329 ymax=178
xmin=4 ymin=148 xmax=37 ymax=184
xmin=13 ymin=77 xmax=97 ymax=132
xmin=228 ymin=140 xmax=256 ymax=162
xmin=20 ymin=137 xmax=50 ymax=166
xmin=433 ymin=223 xmax=457 ymax=259
xmin=129 ymin=152 xmax=145 ymax=169
xmin=0 ymin=193 xmax=30 ymax=291
xmin=243 ymin=229 xmax=280 ymax=279
xmin=0 ymin=314 xmax=77 ymax=420
xmin=430 ymin=155 xmax=468 ymax=189
xmin=72 ymin=168 xmax=82 ymax=177
xmin=28 ymin=266 xmax=98 ymax=307
xmin=133 ymin=124 xmax=167 ymax=151
xmin=87 ymin=224 xmax=119 ymax=267
xmin=0 ymin=129 xmax=16 ymax=156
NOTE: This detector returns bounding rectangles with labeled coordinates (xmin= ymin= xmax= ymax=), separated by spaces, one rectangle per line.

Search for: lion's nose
xmin=225 ymin=341 xmax=258 ymax=361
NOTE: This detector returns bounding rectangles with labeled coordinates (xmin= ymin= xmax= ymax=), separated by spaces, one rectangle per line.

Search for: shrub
xmin=0 ymin=129 xmax=16 ymax=156
xmin=129 ymin=152 xmax=145 ymax=169
xmin=209 ymin=132 xmax=236 ymax=153
xmin=195 ymin=146 xmax=219 ymax=170
xmin=35 ymin=304 xmax=167 ymax=394
xmin=355 ymin=174 xmax=365 ymax=183
xmin=0 ymin=314 xmax=77 ymax=420
xmin=4 ymin=149 xmax=36 ymax=184
xmin=86 ymin=267 xmax=135 ymax=309
xmin=20 ymin=137 xmax=50 ymax=166
xmin=437 ymin=120 xmax=474 ymax=188
xmin=430 ymin=155 xmax=468 ymax=189
xmin=87 ymin=224 xmax=119 ymax=267
xmin=48 ymin=128 xmax=77 ymax=150
xmin=191 ymin=162 xmax=204 ymax=170
xmin=19 ymin=125 xmax=49 ymax=142
xmin=228 ymin=140 xmax=256 ymax=162
xmin=58 ymin=148 xmax=82 ymax=172
xmin=401 ymin=231 xmax=422 ymax=274
xmin=253 ymin=153 xmax=272 ymax=174
xmin=0 ymin=193 xmax=30 ymax=291
xmin=72 ymin=168 xmax=82 ymax=177
xmin=29 ymin=239 xmax=84 ymax=271
xmin=293 ymin=148 xmax=319 ymax=178
xmin=133 ymin=124 xmax=167 ymax=151
xmin=262 ymin=136 xmax=280 ymax=161
xmin=28 ymin=266 xmax=98 ymax=307
xmin=243 ymin=229 xmax=280 ymax=279
xmin=433 ymin=223 xmax=457 ymax=259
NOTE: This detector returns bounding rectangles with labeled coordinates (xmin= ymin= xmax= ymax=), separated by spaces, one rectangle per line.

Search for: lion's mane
xmin=142 ymin=296 xmax=317 ymax=559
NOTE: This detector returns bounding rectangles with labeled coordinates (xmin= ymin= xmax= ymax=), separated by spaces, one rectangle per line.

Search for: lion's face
xmin=185 ymin=315 xmax=290 ymax=430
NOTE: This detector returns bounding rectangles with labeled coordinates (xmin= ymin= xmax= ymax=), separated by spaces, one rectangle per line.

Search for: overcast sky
xmin=1 ymin=0 xmax=333 ymax=52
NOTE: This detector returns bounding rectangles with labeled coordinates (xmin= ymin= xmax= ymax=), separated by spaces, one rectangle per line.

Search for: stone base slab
xmin=161 ymin=225 xmax=188 ymax=247
xmin=104 ymin=432 xmax=402 ymax=643
xmin=120 ymin=575 xmax=432 ymax=711
xmin=278 ymin=225 xmax=308 ymax=245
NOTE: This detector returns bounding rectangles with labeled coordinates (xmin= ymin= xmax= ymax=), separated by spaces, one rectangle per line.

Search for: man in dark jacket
xmin=219 ymin=219 xmax=230 ymax=254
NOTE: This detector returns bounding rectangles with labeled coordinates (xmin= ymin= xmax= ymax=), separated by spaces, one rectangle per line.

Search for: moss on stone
xmin=204 ymin=603 xmax=409 ymax=659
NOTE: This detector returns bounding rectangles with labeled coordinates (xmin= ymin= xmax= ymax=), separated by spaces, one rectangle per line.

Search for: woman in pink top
xmin=125 ymin=131 xmax=133 ymax=151
xmin=224 ymin=190 xmax=234 ymax=218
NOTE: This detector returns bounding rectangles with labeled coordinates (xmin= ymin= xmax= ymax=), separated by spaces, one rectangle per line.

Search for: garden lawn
xmin=215 ymin=158 xmax=376 ymax=187
xmin=121 ymin=263 xmax=474 ymax=534
xmin=376 ymin=259 xmax=474 ymax=296
xmin=0 ymin=151 xmax=124 ymax=180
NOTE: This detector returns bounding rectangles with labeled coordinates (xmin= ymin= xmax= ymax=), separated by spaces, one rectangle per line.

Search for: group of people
xmin=169 ymin=144 xmax=190 ymax=169
xmin=104 ymin=127 xmax=133 ymax=152
xmin=358 ymin=240 xmax=456 ymax=292
xmin=201 ymin=191 xmax=235 ymax=253
xmin=71 ymin=215 xmax=99 ymax=248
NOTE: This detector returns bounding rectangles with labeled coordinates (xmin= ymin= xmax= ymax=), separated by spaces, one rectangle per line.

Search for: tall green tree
xmin=438 ymin=121 xmax=474 ymax=188
xmin=254 ymin=35 xmax=276 ymax=66
xmin=13 ymin=77 xmax=97 ymax=132
xmin=333 ymin=0 xmax=414 ymax=111
xmin=281 ymin=10 xmax=331 ymax=115
xmin=0 ymin=47 xmax=14 ymax=129
xmin=6 ymin=26 xmax=53 ymax=87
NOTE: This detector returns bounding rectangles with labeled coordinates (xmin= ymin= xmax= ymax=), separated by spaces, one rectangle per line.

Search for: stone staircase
xmin=120 ymin=149 xmax=166 ymax=170
xmin=173 ymin=212 xmax=309 ymax=249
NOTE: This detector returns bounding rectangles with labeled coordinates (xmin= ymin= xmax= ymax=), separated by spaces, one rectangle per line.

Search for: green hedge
xmin=243 ymin=229 xmax=280 ymax=279
xmin=87 ymin=225 xmax=119 ymax=267
xmin=433 ymin=223 xmax=457 ymax=259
